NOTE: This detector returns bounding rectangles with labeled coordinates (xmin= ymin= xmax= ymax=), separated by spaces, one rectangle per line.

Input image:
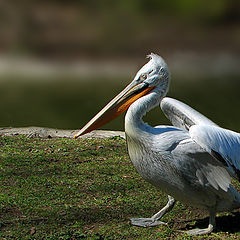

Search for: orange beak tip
xmin=73 ymin=131 xmax=82 ymax=139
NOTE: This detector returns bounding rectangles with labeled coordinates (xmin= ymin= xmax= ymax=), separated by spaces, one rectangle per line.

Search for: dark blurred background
xmin=0 ymin=0 xmax=239 ymax=131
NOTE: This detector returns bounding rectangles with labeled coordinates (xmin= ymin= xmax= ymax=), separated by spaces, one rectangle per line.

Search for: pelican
xmin=74 ymin=54 xmax=240 ymax=235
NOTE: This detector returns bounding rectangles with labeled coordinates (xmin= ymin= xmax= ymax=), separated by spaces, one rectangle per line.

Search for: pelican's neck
xmin=125 ymin=91 xmax=161 ymax=138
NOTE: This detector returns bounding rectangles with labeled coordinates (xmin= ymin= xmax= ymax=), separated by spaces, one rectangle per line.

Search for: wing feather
xmin=189 ymin=125 xmax=240 ymax=180
xmin=160 ymin=97 xmax=217 ymax=130
xmin=159 ymin=97 xmax=239 ymax=190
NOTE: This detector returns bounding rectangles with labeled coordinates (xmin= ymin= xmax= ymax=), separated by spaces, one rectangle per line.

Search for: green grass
xmin=0 ymin=136 xmax=240 ymax=239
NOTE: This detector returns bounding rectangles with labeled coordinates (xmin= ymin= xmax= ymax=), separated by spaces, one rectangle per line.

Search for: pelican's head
xmin=133 ymin=53 xmax=170 ymax=97
xmin=74 ymin=53 xmax=170 ymax=138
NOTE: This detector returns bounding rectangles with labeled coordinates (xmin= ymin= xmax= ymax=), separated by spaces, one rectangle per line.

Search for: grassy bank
xmin=0 ymin=136 xmax=240 ymax=239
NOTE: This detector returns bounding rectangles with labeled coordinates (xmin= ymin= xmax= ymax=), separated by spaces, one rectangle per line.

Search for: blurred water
xmin=0 ymin=76 xmax=240 ymax=132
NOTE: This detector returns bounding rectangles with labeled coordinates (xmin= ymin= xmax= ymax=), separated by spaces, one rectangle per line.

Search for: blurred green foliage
xmin=67 ymin=0 xmax=239 ymax=22
xmin=0 ymin=0 xmax=239 ymax=58
xmin=0 ymin=0 xmax=239 ymax=130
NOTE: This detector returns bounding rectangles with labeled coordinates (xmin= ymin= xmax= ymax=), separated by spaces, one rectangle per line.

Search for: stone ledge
xmin=0 ymin=127 xmax=125 ymax=139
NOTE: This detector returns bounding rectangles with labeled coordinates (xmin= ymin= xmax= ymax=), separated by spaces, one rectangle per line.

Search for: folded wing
xmin=160 ymin=97 xmax=240 ymax=187
xmin=160 ymin=97 xmax=217 ymax=130
xmin=190 ymin=125 xmax=240 ymax=180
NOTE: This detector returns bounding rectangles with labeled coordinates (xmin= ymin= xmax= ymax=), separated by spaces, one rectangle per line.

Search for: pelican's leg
xmin=131 ymin=195 xmax=176 ymax=227
xmin=185 ymin=210 xmax=216 ymax=235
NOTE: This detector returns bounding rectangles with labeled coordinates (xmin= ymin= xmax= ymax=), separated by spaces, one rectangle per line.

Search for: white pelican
xmin=74 ymin=54 xmax=240 ymax=235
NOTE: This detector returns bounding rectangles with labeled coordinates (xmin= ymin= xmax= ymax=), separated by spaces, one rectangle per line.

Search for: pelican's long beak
xmin=74 ymin=81 xmax=155 ymax=138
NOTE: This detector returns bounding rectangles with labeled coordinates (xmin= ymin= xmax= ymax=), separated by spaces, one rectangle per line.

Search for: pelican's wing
xmin=189 ymin=125 xmax=240 ymax=180
xmin=160 ymin=97 xmax=217 ymax=130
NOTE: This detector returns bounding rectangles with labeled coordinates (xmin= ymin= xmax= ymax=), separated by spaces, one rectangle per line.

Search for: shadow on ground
xmin=182 ymin=210 xmax=240 ymax=234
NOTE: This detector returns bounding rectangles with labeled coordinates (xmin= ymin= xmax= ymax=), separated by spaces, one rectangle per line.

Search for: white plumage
xmin=74 ymin=53 xmax=240 ymax=235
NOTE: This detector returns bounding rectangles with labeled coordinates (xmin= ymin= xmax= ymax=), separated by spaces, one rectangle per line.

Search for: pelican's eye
xmin=139 ymin=73 xmax=148 ymax=81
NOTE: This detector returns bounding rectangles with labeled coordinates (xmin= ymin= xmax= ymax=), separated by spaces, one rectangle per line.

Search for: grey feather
xmin=190 ymin=125 xmax=240 ymax=180
xmin=160 ymin=97 xmax=217 ymax=130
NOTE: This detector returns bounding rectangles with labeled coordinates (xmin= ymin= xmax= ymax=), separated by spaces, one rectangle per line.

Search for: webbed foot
xmin=185 ymin=225 xmax=213 ymax=235
xmin=130 ymin=196 xmax=175 ymax=227
xmin=185 ymin=210 xmax=215 ymax=236
xmin=131 ymin=218 xmax=167 ymax=227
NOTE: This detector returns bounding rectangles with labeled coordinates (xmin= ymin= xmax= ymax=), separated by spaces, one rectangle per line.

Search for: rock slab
xmin=0 ymin=127 xmax=125 ymax=139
